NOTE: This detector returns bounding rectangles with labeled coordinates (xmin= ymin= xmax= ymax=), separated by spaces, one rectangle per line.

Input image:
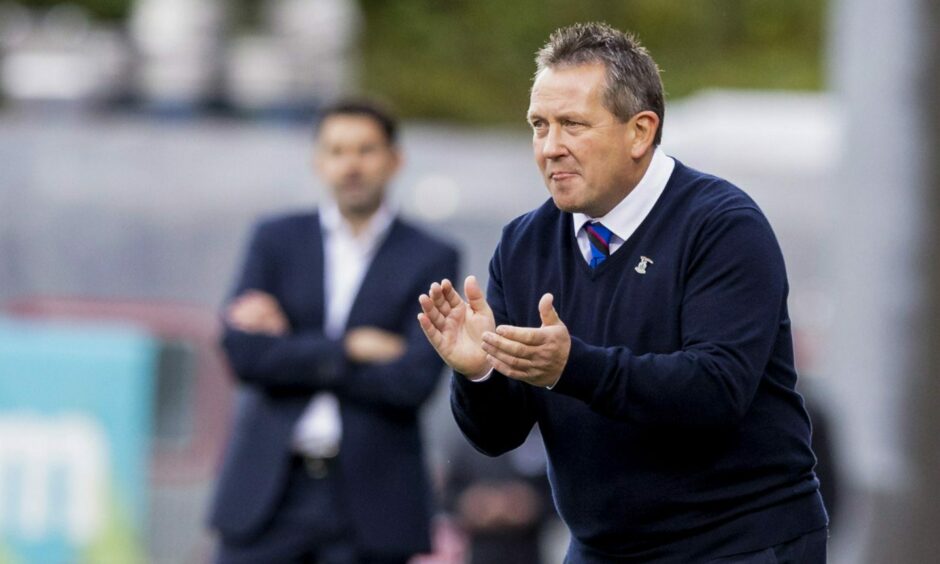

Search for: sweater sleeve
xmin=220 ymin=221 xmax=345 ymax=391
xmin=451 ymin=240 xmax=537 ymax=456
xmin=550 ymin=207 xmax=787 ymax=430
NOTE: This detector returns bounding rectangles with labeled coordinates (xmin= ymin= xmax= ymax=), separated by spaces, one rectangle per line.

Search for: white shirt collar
xmin=572 ymin=148 xmax=675 ymax=244
xmin=320 ymin=200 xmax=395 ymax=250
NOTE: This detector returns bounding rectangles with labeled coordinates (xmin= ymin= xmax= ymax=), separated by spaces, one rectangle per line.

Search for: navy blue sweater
xmin=452 ymin=161 xmax=827 ymax=562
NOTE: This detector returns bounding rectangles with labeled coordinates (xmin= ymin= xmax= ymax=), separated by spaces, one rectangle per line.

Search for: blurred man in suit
xmin=210 ymin=99 xmax=459 ymax=564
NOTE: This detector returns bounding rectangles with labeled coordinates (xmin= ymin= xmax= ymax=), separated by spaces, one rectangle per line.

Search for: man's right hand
xmin=226 ymin=290 xmax=289 ymax=336
xmin=417 ymin=275 xmax=495 ymax=379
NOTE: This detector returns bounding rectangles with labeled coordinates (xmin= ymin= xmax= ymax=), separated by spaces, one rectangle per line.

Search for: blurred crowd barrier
xmin=0 ymin=0 xmax=360 ymax=117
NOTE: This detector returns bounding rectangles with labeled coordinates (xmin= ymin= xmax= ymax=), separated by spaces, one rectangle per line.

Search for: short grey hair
xmin=536 ymin=22 xmax=665 ymax=145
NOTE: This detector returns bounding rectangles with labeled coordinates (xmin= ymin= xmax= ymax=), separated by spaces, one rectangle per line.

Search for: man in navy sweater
xmin=418 ymin=23 xmax=828 ymax=563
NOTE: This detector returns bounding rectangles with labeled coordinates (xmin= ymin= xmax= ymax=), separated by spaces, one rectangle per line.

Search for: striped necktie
xmin=585 ymin=222 xmax=613 ymax=269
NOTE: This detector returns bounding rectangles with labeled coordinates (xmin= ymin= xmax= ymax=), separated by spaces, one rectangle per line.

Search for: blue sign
xmin=0 ymin=318 xmax=158 ymax=564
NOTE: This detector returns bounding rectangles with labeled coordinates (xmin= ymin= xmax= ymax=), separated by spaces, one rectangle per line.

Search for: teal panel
xmin=0 ymin=317 xmax=157 ymax=563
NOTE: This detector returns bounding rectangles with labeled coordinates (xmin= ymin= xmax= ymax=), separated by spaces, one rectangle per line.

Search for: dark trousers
xmin=708 ymin=528 xmax=828 ymax=563
xmin=215 ymin=457 xmax=411 ymax=564
xmin=565 ymin=527 xmax=827 ymax=564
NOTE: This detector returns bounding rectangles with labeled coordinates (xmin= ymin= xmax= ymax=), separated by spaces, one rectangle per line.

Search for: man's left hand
xmin=480 ymin=293 xmax=570 ymax=388
xmin=345 ymin=327 xmax=406 ymax=364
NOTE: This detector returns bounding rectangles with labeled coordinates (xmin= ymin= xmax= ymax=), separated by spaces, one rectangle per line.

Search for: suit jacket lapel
xmin=307 ymin=210 xmax=327 ymax=331
xmin=345 ymin=218 xmax=403 ymax=328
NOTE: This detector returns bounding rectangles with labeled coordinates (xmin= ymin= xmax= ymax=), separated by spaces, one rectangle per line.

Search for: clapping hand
xmin=418 ymin=276 xmax=495 ymax=379
xmin=480 ymin=293 xmax=570 ymax=388
xmin=419 ymin=277 xmax=571 ymax=387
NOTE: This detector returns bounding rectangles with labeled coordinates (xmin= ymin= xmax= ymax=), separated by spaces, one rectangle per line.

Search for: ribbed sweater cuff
xmin=551 ymin=336 xmax=609 ymax=403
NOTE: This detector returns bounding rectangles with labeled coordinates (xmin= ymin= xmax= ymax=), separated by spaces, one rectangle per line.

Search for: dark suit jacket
xmin=209 ymin=211 xmax=459 ymax=556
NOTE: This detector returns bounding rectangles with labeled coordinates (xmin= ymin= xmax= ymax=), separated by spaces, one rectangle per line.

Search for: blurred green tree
xmin=17 ymin=0 xmax=129 ymax=20
xmin=14 ymin=0 xmax=824 ymax=123
xmin=359 ymin=0 xmax=826 ymax=124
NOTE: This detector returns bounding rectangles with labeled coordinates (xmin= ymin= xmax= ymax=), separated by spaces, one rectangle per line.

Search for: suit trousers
xmin=216 ymin=457 xmax=409 ymax=564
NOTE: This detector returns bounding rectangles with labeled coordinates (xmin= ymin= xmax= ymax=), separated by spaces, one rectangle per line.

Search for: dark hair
xmin=315 ymin=98 xmax=399 ymax=145
xmin=536 ymin=22 xmax=665 ymax=145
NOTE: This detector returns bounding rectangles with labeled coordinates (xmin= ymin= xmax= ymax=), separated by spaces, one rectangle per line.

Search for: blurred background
xmin=1 ymin=0 xmax=937 ymax=562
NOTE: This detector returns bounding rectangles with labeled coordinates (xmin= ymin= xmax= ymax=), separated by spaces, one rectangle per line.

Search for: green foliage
xmin=81 ymin=487 xmax=145 ymax=564
xmin=229 ymin=0 xmax=265 ymax=32
xmin=359 ymin=0 xmax=826 ymax=124
xmin=0 ymin=543 xmax=24 ymax=564
xmin=16 ymin=0 xmax=130 ymax=21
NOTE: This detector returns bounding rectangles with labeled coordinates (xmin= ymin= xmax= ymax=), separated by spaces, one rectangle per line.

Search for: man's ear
xmin=628 ymin=110 xmax=660 ymax=159
xmin=389 ymin=145 xmax=404 ymax=174
xmin=312 ymin=146 xmax=324 ymax=175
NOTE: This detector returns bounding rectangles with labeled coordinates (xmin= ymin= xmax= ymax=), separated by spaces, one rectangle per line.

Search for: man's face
xmin=527 ymin=63 xmax=642 ymax=218
xmin=315 ymin=114 xmax=400 ymax=219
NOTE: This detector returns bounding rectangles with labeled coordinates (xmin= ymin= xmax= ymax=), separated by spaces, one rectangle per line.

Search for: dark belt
xmin=293 ymin=453 xmax=337 ymax=479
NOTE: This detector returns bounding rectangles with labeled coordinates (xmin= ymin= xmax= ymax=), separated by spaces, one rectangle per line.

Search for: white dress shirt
xmin=292 ymin=202 xmax=395 ymax=457
xmin=472 ymin=148 xmax=675 ymax=385
xmin=572 ymin=148 xmax=675 ymax=264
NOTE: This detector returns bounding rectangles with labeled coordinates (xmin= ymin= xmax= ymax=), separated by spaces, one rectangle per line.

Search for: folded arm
xmin=338 ymin=249 xmax=460 ymax=411
xmin=220 ymin=223 xmax=344 ymax=391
